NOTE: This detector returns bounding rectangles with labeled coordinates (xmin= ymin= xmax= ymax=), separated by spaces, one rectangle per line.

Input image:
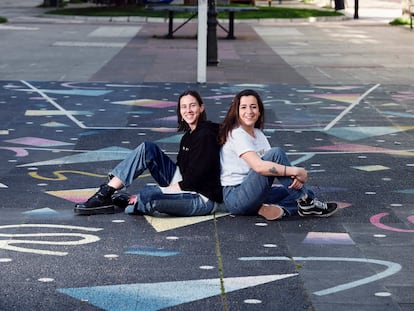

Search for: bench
xmin=146 ymin=5 xmax=257 ymax=39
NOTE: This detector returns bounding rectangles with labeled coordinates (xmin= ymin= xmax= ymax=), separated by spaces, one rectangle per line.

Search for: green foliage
xmin=0 ymin=16 xmax=7 ymax=23
xmin=234 ymin=6 xmax=342 ymax=19
xmin=46 ymin=4 xmax=343 ymax=19
xmin=389 ymin=17 xmax=411 ymax=26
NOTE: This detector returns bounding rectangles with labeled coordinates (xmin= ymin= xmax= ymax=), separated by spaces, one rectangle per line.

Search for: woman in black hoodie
xmin=75 ymin=90 xmax=223 ymax=216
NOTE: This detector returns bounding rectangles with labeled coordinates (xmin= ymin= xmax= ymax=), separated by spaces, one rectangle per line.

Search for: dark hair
xmin=176 ymin=90 xmax=207 ymax=132
xmin=218 ymin=89 xmax=265 ymax=145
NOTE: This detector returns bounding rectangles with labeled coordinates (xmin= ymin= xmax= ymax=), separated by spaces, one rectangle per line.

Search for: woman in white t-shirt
xmin=219 ymin=89 xmax=338 ymax=220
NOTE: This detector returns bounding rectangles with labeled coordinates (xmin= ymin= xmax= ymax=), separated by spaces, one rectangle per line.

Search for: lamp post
xmin=354 ymin=0 xmax=359 ymax=19
xmin=207 ymin=0 xmax=219 ymax=66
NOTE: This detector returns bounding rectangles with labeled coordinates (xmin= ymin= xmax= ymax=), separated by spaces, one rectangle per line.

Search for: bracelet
xmin=284 ymin=165 xmax=287 ymax=176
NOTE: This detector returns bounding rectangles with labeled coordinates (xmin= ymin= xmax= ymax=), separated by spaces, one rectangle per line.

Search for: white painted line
xmin=238 ymin=256 xmax=401 ymax=296
xmin=53 ymin=41 xmax=126 ymax=48
xmin=0 ymin=25 xmax=39 ymax=30
xmin=88 ymin=26 xmax=141 ymax=37
xmin=324 ymin=84 xmax=380 ymax=131
xmin=20 ymin=81 xmax=173 ymax=131
xmin=20 ymin=80 xmax=88 ymax=129
xmin=0 ymin=224 xmax=103 ymax=232
xmin=0 ymin=224 xmax=102 ymax=256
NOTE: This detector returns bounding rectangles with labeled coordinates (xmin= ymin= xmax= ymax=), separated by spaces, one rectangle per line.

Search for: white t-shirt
xmin=220 ymin=126 xmax=271 ymax=186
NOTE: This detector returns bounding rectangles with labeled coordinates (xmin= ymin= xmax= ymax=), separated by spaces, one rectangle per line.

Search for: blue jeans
xmin=222 ymin=147 xmax=314 ymax=216
xmin=110 ymin=141 xmax=215 ymax=216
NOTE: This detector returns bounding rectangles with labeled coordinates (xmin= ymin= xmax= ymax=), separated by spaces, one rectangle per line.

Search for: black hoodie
xmin=177 ymin=121 xmax=223 ymax=203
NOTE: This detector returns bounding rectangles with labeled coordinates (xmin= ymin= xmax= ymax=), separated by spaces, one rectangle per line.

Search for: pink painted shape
xmin=146 ymin=101 xmax=176 ymax=108
xmin=204 ymin=94 xmax=234 ymax=99
xmin=46 ymin=189 xmax=96 ymax=203
xmin=150 ymin=128 xmax=176 ymax=133
xmin=0 ymin=147 xmax=29 ymax=157
xmin=370 ymin=212 xmax=414 ymax=233
xmin=158 ymin=116 xmax=178 ymax=122
xmin=336 ymin=202 xmax=351 ymax=209
xmin=4 ymin=137 xmax=72 ymax=147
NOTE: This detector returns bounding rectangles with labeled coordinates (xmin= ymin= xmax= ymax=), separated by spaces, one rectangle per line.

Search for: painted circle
xmin=374 ymin=292 xmax=391 ymax=297
xmin=0 ymin=258 xmax=12 ymax=263
xmin=38 ymin=278 xmax=54 ymax=282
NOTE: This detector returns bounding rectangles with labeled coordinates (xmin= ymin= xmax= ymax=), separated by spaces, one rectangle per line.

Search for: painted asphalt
xmin=0 ymin=2 xmax=413 ymax=311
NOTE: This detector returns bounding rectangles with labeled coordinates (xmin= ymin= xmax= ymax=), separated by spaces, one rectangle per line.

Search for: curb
xmin=37 ymin=13 xmax=350 ymax=24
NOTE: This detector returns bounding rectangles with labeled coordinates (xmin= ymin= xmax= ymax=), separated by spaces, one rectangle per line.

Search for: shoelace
xmin=313 ymin=199 xmax=328 ymax=210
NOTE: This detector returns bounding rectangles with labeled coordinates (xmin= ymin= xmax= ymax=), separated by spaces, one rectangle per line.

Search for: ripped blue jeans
xmin=110 ymin=141 xmax=215 ymax=216
xmin=222 ymin=147 xmax=314 ymax=216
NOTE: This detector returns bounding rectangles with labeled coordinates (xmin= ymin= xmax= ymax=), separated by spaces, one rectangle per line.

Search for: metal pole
xmin=354 ymin=0 xmax=359 ymax=19
xmin=197 ymin=0 xmax=207 ymax=83
xmin=207 ymin=0 xmax=219 ymax=66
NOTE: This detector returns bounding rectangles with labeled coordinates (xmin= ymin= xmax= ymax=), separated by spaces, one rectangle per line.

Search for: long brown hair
xmin=218 ymin=89 xmax=265 ymax=145
xmin=176 ymin=90 xmax=207 ymax=132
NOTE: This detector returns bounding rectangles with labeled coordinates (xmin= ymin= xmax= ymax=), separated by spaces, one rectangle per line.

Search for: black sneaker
xmin=297 ymin=197 xmax=338 ymax=217
xmin=74 ymin=184 xmax=116 ymax=215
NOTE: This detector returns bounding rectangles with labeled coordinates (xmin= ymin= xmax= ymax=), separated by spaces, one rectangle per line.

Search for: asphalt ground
xmin=0 ymin=1 xmax=414 ymax=311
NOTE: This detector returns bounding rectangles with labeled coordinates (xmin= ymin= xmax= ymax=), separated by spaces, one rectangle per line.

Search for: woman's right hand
xmin=294 ymin=167 xmax=307 ymax=183
xmin=288 ymin=167 xmax=308 ymax=189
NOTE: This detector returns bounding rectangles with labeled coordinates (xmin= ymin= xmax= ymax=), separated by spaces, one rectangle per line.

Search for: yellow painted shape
xmin=394 ymin=126 xmax=414 ymax=131
xmin=29 ymin=170 xmax=106 ymax=181
xmin=46 ymin=188 xmax=97 ymax=203
xmin=310 ymin=94 xmax=360 ymax=104
xmin=144 ymin=213 xmax=230 ymax=232
xmin=112 ymin=99 xmax=169 ymax=107
xmin=352 ymin=165 xmax=390 ymax=172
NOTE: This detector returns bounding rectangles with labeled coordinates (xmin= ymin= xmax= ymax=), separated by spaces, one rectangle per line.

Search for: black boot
xmin=112 ymin=192 xmax=144 ymax=215
xmin=111 ymin=191 xmax=131 ymax=209
xmin=74 ymin=184 xmax=116 ymax=215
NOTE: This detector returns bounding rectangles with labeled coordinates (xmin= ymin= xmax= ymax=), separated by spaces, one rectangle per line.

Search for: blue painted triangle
xmin=18 ymin=146 xmax=131 ymax=167
xmin=58 ymin=274 xmax=297 ymax=311
xmin=23 ymin=207 xmax=59 ymax=216
xmin=394 ymin=189 xmax=414 ymax=195
xmin=383 ymin=111 xmax=414 ymax=118
xmin=125 ymin=245 xmax=180 ymax=257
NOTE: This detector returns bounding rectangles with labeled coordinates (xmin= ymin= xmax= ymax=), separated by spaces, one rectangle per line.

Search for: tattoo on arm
xmin=269 ymin=166 xmax=278 ymax=175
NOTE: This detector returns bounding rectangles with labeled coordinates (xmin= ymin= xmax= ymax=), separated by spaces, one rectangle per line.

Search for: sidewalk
xmin=0 ymin=0 xmax=405 ymax=22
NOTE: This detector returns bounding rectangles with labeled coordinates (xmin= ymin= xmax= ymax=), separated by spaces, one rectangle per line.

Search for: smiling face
xmin=179 ymin=94 xmax=205 ymax=131
xmin=238 ymin=95 xmax=260 ymax=132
